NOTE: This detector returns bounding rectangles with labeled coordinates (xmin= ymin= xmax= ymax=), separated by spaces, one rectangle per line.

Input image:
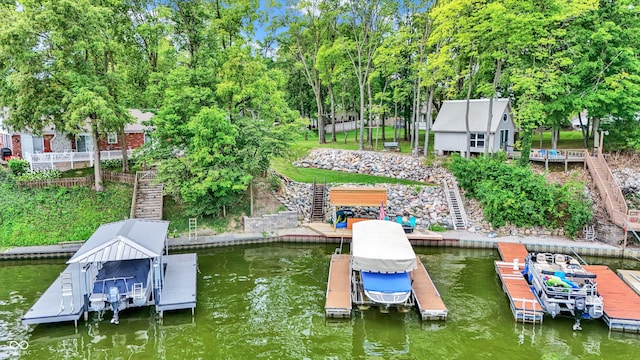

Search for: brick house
xmin=0 ymin=109 xmax=153 ymax=159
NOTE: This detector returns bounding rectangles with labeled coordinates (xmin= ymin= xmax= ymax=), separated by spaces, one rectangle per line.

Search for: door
xmin=76 ymin=135 xmax=92 ymax=152
xmin=499 ymin=129 xmax=509 ymax=150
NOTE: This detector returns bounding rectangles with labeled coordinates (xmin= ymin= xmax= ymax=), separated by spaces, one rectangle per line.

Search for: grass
xmin=532 ymin=130 xmax=590 ymax=149
xmin=0 ymin=176 xmax=132 ymax=247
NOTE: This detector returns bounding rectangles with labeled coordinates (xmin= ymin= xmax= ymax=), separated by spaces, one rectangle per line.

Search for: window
xmin=500 ymin=129 xmax=509 ymax=149
xmin=470 ymin=133 xmax=485 ymax=148
xmin=107 ymin=133 xmax=118 ymax=144
xmin=503 ymin=113 xmax=508 ymax=122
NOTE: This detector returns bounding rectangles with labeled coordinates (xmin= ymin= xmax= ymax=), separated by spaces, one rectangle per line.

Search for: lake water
xmin=2 ymin=244 xmax=640 ymax=359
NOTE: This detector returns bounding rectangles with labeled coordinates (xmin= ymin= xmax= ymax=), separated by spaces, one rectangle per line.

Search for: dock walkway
xmin=495 ymin=242 xmax=543 ymax=323
xmin=22 ymin=263 xmax=84 ymax=326
xmin=584 ymin=266 xmax=640 ymax=332
xmin=157 ymin=253 xmax=198 ymax=316
xmin=325 ymin=254 xmax=352 ymax=318
xmin=412 ymin=256 xmax=448 ymax=320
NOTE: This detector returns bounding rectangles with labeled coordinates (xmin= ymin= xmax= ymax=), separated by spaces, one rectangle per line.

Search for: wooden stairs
xmin=131 ymin=170 xmax=163 ymax=220
xmin=585 ymin=149 xmax=640 ymax=232
xmin=443 ymin=178 xmax=467 ymax=230
xmin=311 ymin=178 xmax=326 ymax=223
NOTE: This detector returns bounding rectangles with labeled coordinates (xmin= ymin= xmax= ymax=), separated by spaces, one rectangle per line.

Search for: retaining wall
xmin=243 ymin=211 xmax=298 ymax=233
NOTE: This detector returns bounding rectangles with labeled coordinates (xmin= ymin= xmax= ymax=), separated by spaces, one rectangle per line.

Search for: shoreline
xmin=2 ymin=227 xmax=639 ymax=261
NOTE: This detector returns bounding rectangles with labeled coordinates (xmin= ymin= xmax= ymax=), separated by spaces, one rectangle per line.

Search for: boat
xmin=351 ymin=220 xmax=416 ymax=312
xmin=521 ymin=252 xmax=604 ymax=330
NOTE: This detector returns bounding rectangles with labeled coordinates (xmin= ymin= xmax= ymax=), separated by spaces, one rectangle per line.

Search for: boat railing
xmin=543 ymin=283 xmax=599 ymax=298
xmin=93 ymin=276 xmax=136 ymax=295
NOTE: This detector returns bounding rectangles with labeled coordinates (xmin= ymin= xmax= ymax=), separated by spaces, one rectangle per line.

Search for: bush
xmin=449 ymin=154 xmax=592 ymax=237
xmin=8 ymin=159 xmax=30 ymax=176
xmin=16 ymin=168 xmax=63 ymax=181
xmin=101 ymin=159 xmax=123 ymax=170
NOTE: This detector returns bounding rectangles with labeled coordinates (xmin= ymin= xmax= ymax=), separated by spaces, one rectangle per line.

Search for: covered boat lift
xmin=22 ymin=219 xmax=197 ymax=327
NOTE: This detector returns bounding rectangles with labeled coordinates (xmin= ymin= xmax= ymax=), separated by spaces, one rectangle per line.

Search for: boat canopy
xmin=351 ymin=220 xmax=417 ymax=273
xmin=67 ymin=219 xmax=169 ymax=264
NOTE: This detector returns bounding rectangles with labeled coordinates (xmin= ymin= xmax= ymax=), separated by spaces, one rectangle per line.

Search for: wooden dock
xmin=325 ymin=254 xmax=352 ymax=318
xmin=584 ymin=266 xmax=640 ymax=332
xmin=307 ymin=222 xmax=443 ymax=241
xmin=495 ymin=242 xmax=543 ymax=323
xmin=157 ymin=253 xmax=198 ymax=316
xmin=412 ymin=256 xmax=448 ymax=320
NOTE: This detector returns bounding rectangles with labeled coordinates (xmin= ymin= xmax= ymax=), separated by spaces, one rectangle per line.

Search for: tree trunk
xmin=359 ymin=80 xmax=365 ymax=150
xmin=119 ymin=128 xmax=129 ymax=173
xmin=413 ymin=78 xmax=421 ymax=156
xmin=423 ymin=85 xmax=434 ymax=157
xmin=91 ymin=121 xmax=104 ymax=192
xmin=578 ymin=112 xmax=588 ymax=148
xmin=484 ymin=59 xmax=503 ymax=154
xmin=465 ymin=58 xmax=474 ymax=159
xmin=250 ymin=180 xmax=254 ymax=216
xmin=329 ymin=81 xmax=336 ymax=142
xmin=367 ymin=80 xmax=373 ymax=147
xmin=592 ymin=117 xmax=600 ymax=151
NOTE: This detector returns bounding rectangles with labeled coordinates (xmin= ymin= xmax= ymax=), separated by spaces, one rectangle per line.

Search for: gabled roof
xmin=431 ymin=99 xmax=512 ymax=133
xmin=67 ymin=219 xmax=169 ymax=264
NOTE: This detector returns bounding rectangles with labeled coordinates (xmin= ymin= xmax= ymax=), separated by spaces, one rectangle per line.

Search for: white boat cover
xmin=351 ymin=220 xmax=417 ymax=273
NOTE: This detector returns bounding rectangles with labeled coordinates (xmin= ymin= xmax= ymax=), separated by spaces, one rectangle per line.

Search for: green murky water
xmin=2 ymin=245 xmax=640 ymax=359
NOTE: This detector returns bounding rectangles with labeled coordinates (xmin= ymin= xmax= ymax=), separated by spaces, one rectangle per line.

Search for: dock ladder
xmin=514 ymin=297 xmax=543 ymax=324
xmin=311 ymin=178 xmax=326 ymax=222
xmin=133 ymin=283 xmax=146 ymax=306
xmin=59 ymin=272 xmax=74 ymax=315
xmin=443 ymin=178 xmax=468 ymax=230
xmin=583 ymin=225 xmax=596 ymax=242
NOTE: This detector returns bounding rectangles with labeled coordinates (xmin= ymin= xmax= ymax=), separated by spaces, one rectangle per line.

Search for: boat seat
xmin=554 ymin=254 xmax=566 ymax=264
xmin=536 ymin=253 xmax=548 ymax=263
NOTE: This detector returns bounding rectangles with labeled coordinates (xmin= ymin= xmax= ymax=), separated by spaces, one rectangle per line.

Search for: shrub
xmin=8 ymin=159 xmax=30 ymax=176
xmin=101 ymin=159 xmax=123 ymax=170
xmin=449 ymin=154 xmax=592 ymax=237
xmin=16 ymin=168 xmax=63 ymax=181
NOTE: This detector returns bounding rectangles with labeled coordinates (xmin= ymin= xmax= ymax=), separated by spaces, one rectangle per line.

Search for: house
xmin=431 ymin=99 xmax=516 ymax=155
xmin=0 ymin=109 xmax=153 ymax=160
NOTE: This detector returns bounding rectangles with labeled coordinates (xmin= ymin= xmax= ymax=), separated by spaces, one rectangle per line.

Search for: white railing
xmin=24 ymin=150 xmax=133 ymax=170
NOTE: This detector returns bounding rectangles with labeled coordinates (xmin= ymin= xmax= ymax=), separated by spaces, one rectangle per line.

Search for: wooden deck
xmin=306 ymin=222 xmax=443 ymax=241
xmin=584 ymin=265 xmax=640 ymax=332
xmin=412 ymin=257 xmax=448 ymax=320
xmin=495 ymin=243 xmax=544 ymax=323
xmin=325 ymin=254 xmax=352 ymax=318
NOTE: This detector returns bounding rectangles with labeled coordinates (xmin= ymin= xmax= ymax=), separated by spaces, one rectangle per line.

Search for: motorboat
xmin=522 ymin=252 xmax=604 ymax=330
xmin=351 ymin=220 xmax=416 ymax=311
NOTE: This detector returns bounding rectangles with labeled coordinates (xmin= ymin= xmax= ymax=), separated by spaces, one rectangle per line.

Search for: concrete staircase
xmin=444 ymin=178 xmax=468 ymax=230
xmin=131 ymin=170 xmax=163 ymax=220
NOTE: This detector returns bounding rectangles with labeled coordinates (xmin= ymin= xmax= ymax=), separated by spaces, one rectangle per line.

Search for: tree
xmin=0 ymin=0 xmax=134 ymax=191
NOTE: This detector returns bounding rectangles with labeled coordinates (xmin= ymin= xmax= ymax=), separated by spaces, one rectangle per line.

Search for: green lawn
xmin=532 ymin=130 xmax=590 ymax=149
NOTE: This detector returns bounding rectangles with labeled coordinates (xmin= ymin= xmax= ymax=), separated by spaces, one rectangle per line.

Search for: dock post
xmin=513 ymin=258 xmax=519 ymax=271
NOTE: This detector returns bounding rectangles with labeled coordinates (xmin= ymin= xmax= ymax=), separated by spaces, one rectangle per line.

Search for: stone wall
xmin=243 ymin=211 xmax=298 ymax=233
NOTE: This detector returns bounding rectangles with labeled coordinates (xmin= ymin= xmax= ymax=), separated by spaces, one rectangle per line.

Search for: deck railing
xmin=18 ymin=171 xmax=134 ymax=189
xmin=24 ymin=150 xmax=133 ymax=171
xmin=585 ymin=149 xmax=629 ymax=227
xmin=528 ymin=148 xmax=587 ymax=161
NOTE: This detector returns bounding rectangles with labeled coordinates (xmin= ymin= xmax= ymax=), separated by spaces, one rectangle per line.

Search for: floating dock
xmin=618 ymin=270 xmax=640 ymax=296
xmin=157 ymin=253 xmax=198 ymax=316
xmin=324 ymin=254 xmax=448 ymax=320
xmin=495 ymin=242 xmax=543 ymax=323
xmin=412 ymin=256 xmax=448 ymax=320
xmin=584 ymin=266 xmax=640 ymax=332
xmin=22 ymin=263 xmax=85 ymax=326
xmin=325 ymin=253 xmax=352 ymax=318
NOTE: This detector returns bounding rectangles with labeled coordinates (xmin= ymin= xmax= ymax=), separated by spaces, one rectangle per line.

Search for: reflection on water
xmin=1 ymin=245 xmax=640 ymax=359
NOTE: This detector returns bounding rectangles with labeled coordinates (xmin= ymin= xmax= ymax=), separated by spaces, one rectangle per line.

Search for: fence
xmin=17 ymin=171 xmax=135 ymax=189
xmin=24 ymin=150 xmax=133 ymax=171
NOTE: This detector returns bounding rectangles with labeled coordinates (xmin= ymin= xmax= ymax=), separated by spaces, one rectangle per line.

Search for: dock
xmin=412 ymin=256 xmax=448 ymax=320
xmin=22 ymin=263 xmax=85 ymax=326
xmin=307 ymin=222 xmax=443 ymax=242
xmin=584 ymin=266 xmax=640 ymax=332
xmin=325 ymin=254 xmax=352 ymax=318
xmin=157 ymin=253 xmax=198 ymax=316
xmin=618 ymin=270 xmax=640 ymax=296
xmin=495 ymin=242 xmax=543 ymax=323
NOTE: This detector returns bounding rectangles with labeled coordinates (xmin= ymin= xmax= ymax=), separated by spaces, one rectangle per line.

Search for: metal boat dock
xmin=618 ymin=270 xmax=640 ymax=295
xmin=324 ymin=253 xmax=448 ymax=320
xmin=495 ymin=242 xmax=543 ymax=323
xmin=22 ymin=263 xmax=85 ymax=326
xmin=157 ymin=253 xmax=198 ymax=316
xmin=584 ymin=266 xmax=640 ymax=332
xmin=325 ymin=254 xmax=352 ymax=318
xmin=412 ymin=256 xmax=448 ymax=320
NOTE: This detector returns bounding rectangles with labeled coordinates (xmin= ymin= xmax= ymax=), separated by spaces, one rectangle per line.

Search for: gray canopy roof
xmin=67 ymin=219 xmax=169 ymax=264
xmin=431 ymin=98 xmax=512 ymax=133
xmin=351 ymin=220 xmax=417 ymax=273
